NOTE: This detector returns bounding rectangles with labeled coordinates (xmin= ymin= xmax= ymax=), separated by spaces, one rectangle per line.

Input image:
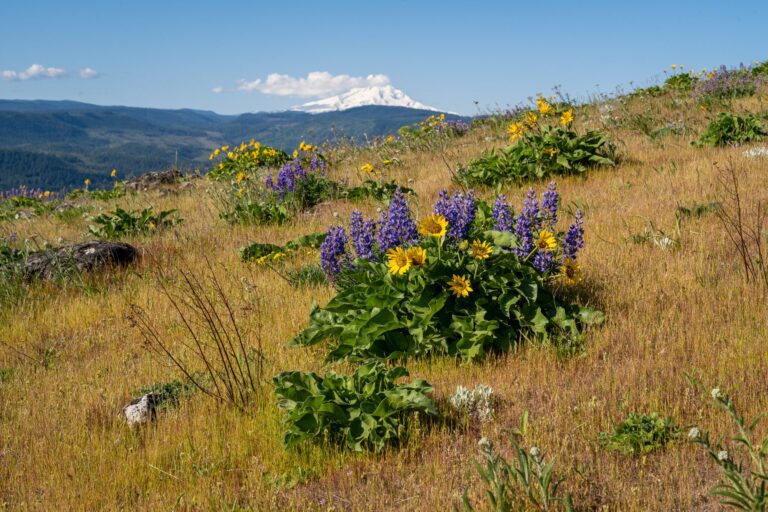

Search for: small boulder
xmin=123 ymin=169 xmax=183 ymax=192
xmin=122 ymin=393 xmax=161 ymax=426
xmin=24 ymin=240 xmax=138 ymax=280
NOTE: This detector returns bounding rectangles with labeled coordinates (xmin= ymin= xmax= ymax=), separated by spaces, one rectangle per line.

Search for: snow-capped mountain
xmin=294 ymin=85 xmax=439 ymax=114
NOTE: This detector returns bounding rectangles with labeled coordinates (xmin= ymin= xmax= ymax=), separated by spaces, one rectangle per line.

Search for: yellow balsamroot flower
xmin=561 ymin=258 xmax=581 ymax=285
xmin=469 ymin=239 xmax=493 ymax=260
xmin=386 ymin=134 xmax=395 ymax=143
xmin=272 ymin=252 xmax=286 ymax=261
xmin=386 ymin=247 xmax=412 ymax=275
xmin=537 ymin=97 xmax=553 ymax=115
xmin=44 ymin=191 xmax=51 ymax=198
xmin=292 ymin=150 xmax=299 ymax=159
xmin=111 ymin=169 xmax=117 ymax=178
xmin=560 ymin=109 xmax=574 ymax=126
xmin=360 ymin=163 xmax=374 ymax=173
xmin=383 ymin=159 xmax=393 ymax=166
xmin=671 ymin=64 xmax=677 ymax=69
xmin=222 ymin=145 xmax=229 ymax=151
xmin=418 ymin=214 xmax=449 ymax=237
xmin=536 ymin=229 xmax=557 ymax=251
xmin=406 ymin=246 xmax=427 ymax=266
xmin=235 ymin=171 xmax=246 ymax=184
xmin=84 ymin=178 xmax=91 ymax=187
xmin=525 ymin=111 xmax=538 ymax=126
xmin=507 ymin=121 xmax=524 ymax=141
xmin=214 ymin=148 xmax=221 ymax=156
xmin=147 ymin=221 xmax=156 ymax=230
xmin=447 ymin=275 xmax=473 ymax=298
xmin=544 ymin=148 xmax=558 ymax=156
xmin=227 ymin=151 xmax=234 ymax=159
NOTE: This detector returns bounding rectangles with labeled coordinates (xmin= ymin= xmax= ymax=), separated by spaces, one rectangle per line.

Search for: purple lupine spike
xmin=541 ymin=182 xmax=559 ymax=227
xmin=349 ymin=211 xmax=376 ymax=260
xmin=320 ymin=225 xmax=349 ymax=280
xmin=492 ymin=194 xmax=514 ymax=232
xmin=533 ymin=251 xmax=555 ymax=274
xmin=563 ymin=210 xmax=585 ymax=261
xmin=377 ymin=188 xmax=418 ymax=253
xmin=433 ymin=190 xmax=476 ymax=240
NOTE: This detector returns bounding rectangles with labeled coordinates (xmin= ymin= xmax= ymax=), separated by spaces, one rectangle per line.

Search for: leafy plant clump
xmin=240 ymin=232 xmax=326 ymax=263
xmin=457 ymin=98 xmax=615 ymax=186
xmin=135 ymin=378 xmax=198 ymax=411
xmin=664 ymin=70 xmax=698 ymax=92
xmin=694 ymin=113 xmax=767 ymax=147
xmin=599 ymin=412 xmax=680 ymax=455
xmin=88 ymin=206 xmax=182 ymax=238
xmin=291 ymin=183 xmax=603 ymax=363
xmin=272 ymin=361 xmax=436 ymax=452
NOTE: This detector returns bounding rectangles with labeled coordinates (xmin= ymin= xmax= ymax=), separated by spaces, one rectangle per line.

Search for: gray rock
xmin=24 ymin=240 xmax=138 ymax=280
xmin=122 ymin=393 xmax=161 ymax=426
xmin=123 ymin=169 xmax=183 ymax=192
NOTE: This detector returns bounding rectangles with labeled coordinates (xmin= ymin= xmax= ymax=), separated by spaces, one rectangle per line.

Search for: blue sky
xmin=0 ymin=0 xmax=766 ymax=115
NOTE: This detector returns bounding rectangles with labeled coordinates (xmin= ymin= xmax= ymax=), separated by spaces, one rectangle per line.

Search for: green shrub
xmin=599 ymin=412 xmax=680 ymax=455
xmin=207 ymin=140 xmax=290 ymax=180
xmin=456 ymin=111 xmax=614 ymax=186
xmin=135 ymin=378 xmax=197 ymax=411
xmin=286 ymin=264 xmax=327 ymax=288
xmin=88 ymin=206 xmax=182 ymax=238
xmin=240 ymin=232 xmax=326 ymax=263
xmin=272 ymin=361 xmax=436 ymax=452
xmin=694 ymin=113 xmax=767 ymax=147
xmin=664 ymin=72 xmax=697 ymax=92
xmin=342 ymin=179 xmax=416 ymax=202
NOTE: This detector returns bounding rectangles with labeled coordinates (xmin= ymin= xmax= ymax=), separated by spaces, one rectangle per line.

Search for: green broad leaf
xmin=578 ymin=307 xmax=605 ymax=325
xmin=485 ymin=229 xmax=519 ymax=248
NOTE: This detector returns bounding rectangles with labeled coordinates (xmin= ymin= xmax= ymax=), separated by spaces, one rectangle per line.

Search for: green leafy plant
xmin=343 ymin=179 xmax=416 ymax=202
xmin=0 ymin=367 xmax=14 ymax=384
xmin=134 ymin=378 xmax=198 ymax=412
xmin=457 ymin=110 xmax=614 ymax=186
xmin=599 ymin=412 xmax=680 ymax=455
xmin=68 ymin=184 xmax=127 ymax=201
xmin=286 ymin=264 xmax=327 ymax=288
xmin=272 ymin=361 xmax=436 ymax=452
xmin=664 ymin=71 xmax=697 ymax=92
xmin=88 ymin=206 xmax=182 ymax=238
xmin=694 ymin=113 xmax=767 ymax=147
xmin=240 ymin=232 xmax=327 ymax=263
xmin=689 ymin=388 xmax=768 ymax=510
xmin=459 ymin=427 xmax=574 ymax=512
xmin=292 ymin=186 xmax=603 ymax=363
xmin=207 ymin=140 xmax=290 ymax=180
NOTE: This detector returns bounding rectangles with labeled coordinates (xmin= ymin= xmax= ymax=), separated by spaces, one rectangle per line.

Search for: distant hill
xmin=0 ymin=100 xmax=467 ymax=190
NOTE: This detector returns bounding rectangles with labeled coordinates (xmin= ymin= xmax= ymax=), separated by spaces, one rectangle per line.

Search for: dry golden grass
xmin=1 ymin=89 xmax=768 ymax=511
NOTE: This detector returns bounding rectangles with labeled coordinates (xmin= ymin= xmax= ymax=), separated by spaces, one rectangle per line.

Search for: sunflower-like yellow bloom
xmin=525 ymin=111 xmax=538 ymax=126
xmin=469 ymin=239 xmax=493 ymax=260
xmin=360 ymin=163 xmax=374 ymax=173
xmin=418 ymin=214 xmax=448 ymax=237
xmin=544 ymin=148 xmax=557 ymax=156
xmin=447 ymin=275 xmax=473 ymax=298
xmin=562 ymin=258 xmax=581 ymax=285
xmin=386 ymin=247 xmax=412 ymax=275
xmin=235 ymin=171 xmax=246 ymax=184
xmin=507 ymin=122 xmax=524 ymax=141
xmin=84 ymin=178 xmax=91 ymax=187
xmin=293 ymin=150 xmax=299 ymax=159
xmin=406 ymin=246 xmax=427 ymax=266
xmin=560 ymin=109 xmax=574 ymax=126
xmin=536 ymin=230 xmax=557 ymax=251
xmin=537 ymin=97 xmax=553 ymax=115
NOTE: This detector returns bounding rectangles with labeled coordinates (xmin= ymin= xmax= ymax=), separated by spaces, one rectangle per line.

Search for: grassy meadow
xmin=1 ymin=69 xmax=768 ymax=511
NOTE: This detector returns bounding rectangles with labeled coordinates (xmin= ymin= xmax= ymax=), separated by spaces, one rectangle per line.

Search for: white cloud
xmin=79 ymin=67 xmax=99 ymax=79
xmin=237 ymin=71 xmax=390 ymax=98
xmin=1 ymin=64 xmax=67 ymax=81
xmin=211 ymin=86 xmax=224 ymax=94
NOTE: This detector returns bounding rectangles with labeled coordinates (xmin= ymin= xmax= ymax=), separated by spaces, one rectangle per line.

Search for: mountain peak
xmin=293 ymin=85 xmax=440 ymax=114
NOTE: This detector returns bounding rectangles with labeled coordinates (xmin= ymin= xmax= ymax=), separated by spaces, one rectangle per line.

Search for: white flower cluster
xmin=743 ymin=147 xmax=768 ymax=158
xmin=449 ymin=384 xmax=494 ymax=422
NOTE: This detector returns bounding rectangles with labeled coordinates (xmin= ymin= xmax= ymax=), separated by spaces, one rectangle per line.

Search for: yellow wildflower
xmin=84 ymin=179 xmax=91 ymax=187
xmin=360 ymin=163 xmax=375 ymax=173
xmin=44 ymin=191 xmax=51 ymax=198
xmin=525 ymin=111 xmax=538 ymax=126
xmin=561 ymin=258 xmax=581 ymax=285
xmin=386 ymin=134 xmax=395 ymax=143
xmin=406 ymin=246 xmax=427 ymax=266
xmin=111 ymin=169 xmax=117 ymax=178
xmin=544 ymin=148 xmax=557 ymax=156
xmin=507 ymin=121 xmax=524 ymax=141
xmin=447 ymin=275 xmax=473 ymax=298
xmin=386 ymin=247 xmax=411 ymax=275
xmin=293 ymin=150 xmax=299 ymax=159
xmin=469 ymin=239 xmax=493 ymax=260
xmin=536 ymin=230 xmax=557 ymax=251
xmin=222 ymin=145 xmax=229 ymax=151
xmin=560 ymin=109 xmax=574 ymax=126
xmin=235 ymin=171 xmax=245 ymax=184
xmin=537 ymin=96 xmax=553 ymax=115
xmin=418 ymin=214 xmax=448 ymax=237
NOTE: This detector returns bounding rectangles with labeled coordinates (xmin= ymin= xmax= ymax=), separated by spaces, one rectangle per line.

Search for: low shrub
xmin=207 ymin=140 xmax=290 ymax=180
xmin=599 ymin=412 xmax=680 ymax=455
xmin=664 ymin=71 xmax=698 ymax=92
xmin=290 ymin=184 xmax=603 ymax=362
xmin=272 ymin=361 xmax=436 ymax=452
xmin=694 ymin=113 xmax=767 ymax=147
xmin=457 ymin=102 xmax=614 ymax=186
xmin=88 ymin=206 xmax=182 ymax=238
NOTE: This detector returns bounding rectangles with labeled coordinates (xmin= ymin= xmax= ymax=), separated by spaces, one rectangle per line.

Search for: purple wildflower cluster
xmin=377 ymin=189 xmax=418 ymax=253
xmin=434 ymin=190 xmax=476 ymax=240
xmin=319 ymin=225 xmax=349 ymax=281
xmin=436 ymin=119 xmax=470 ymax=136
xmin=696 ymin=64 xmax=762 ymax=100
xmin=349 ymin=210 xmax=376 ymax=260
xmin=266 ymin=155 xmax=327 ymax=197
xmin=0 ymin=186 xmax=56 ymax=203
xmin=563 ymin=210 xmax=584 ymax=261
xmin=492 ymin=195 xmax=514 ymax=231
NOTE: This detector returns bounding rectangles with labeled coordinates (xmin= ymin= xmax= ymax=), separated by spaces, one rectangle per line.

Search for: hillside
xmin=0 ymin=100 xmax=466 ymax=190
xmin=2 ymin=64 xmax=768 ymax=510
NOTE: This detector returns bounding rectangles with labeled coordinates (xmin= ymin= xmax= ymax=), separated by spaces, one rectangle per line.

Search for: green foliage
xmin=0 ymin=238 xmax=27 ymax=310
xmin=272 ymin=361 xmax=436 ymax=452
xmin=88 ymin=206 xmax=182 ymax=238
xmin=689 ymin=388 xmax=768 ymax=510
xmin=675 ymin=201 xmax=722 ymax=219
xmin=240 ymin=232 xmax=327 ymax=263
xmin=286 ymin=264 xmax=327 ymax=289
xmin=694 ymin=113 xmax=767 ymax=147
xmin=664 ymin=72 xmax=697 ymax=92
xmin=0 ymin=367 xmax=14 ymax=384
xmin=0 ymin=195 xmax=56 ymax=221
xmin=457 ymin=125 xmax=615 ymax=186
xmin=292 ymin=234 xmax=603 ymax=363
xmin=68 ymin=184 xmax=127 ymax=201
xmin=219 ymin=189 xmax=291 ymax=225
xmin=599 ymin=412 xmax=680 ymax=455
xmin=459 ymin=429 xmax=574 ymax=512
xmin=135 ymin=378 xmax=197 ymax=411
xmin=752 ymin=60 xmax=768 ymax=76
xmin=343 ymin=179 xmax=416 ymax=202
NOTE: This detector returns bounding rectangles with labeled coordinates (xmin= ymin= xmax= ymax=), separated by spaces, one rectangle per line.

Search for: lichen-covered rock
xmin=122 ymin=393 xmax=161 ymax=426
xmin=24 ymin=240 xmax=138 ymax=280
xmin=123 ymin=169 xmax=183 ymax=192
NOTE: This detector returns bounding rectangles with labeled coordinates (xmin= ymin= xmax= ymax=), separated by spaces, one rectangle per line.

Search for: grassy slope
xmin=1 ymin=87 xmax=768 ymax=511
